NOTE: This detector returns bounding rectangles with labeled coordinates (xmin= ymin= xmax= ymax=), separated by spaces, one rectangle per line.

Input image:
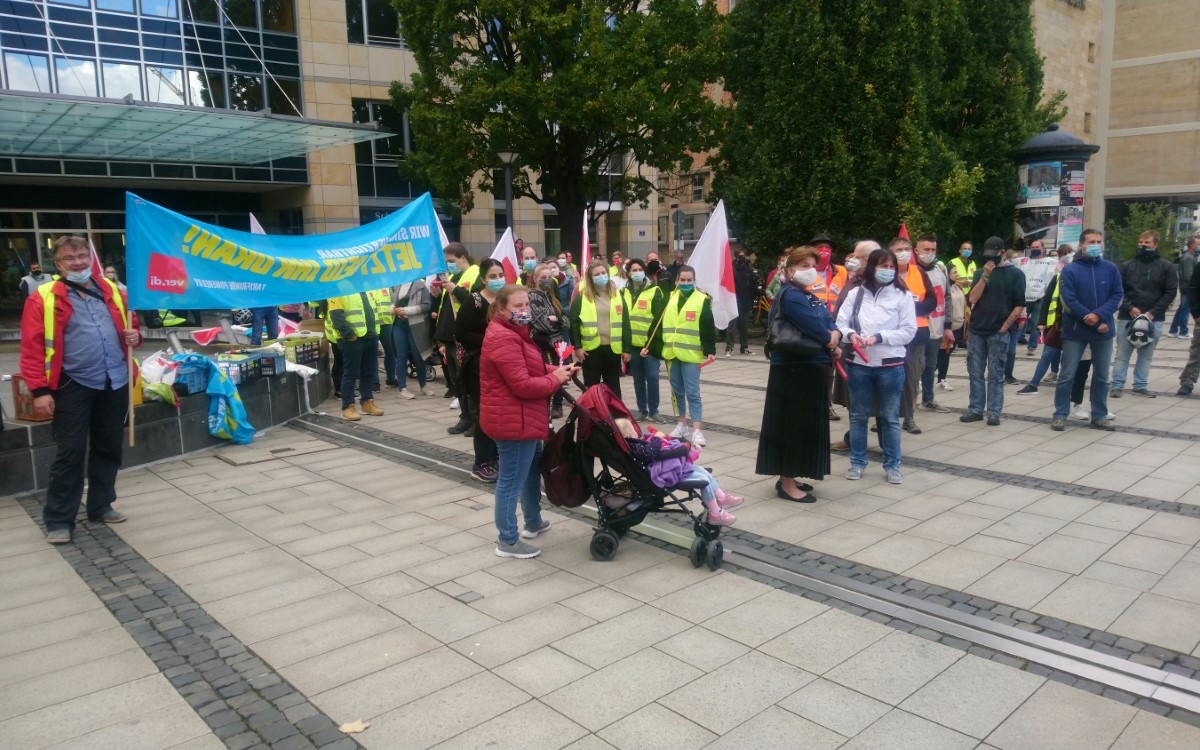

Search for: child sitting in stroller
xmin=614 ymin=418 xmax=742 ymax=525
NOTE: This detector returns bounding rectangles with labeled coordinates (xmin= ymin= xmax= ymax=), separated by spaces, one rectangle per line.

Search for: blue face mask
xmin=961 ymin=249 xmax=973 ymax=259
xmin=486 ymin=278 xmax=505 ymax=293
xmin=65 ymin=267 xmax=92 ymax=284
xmin=874 ymin=268 xmax=896 ymax=284
xmin=523 ymin=260 xmax=537 ymax=272
xmin=678 ymin=283 xmax=695 ymax=294
xmin=510 ymin=309 xmax=531 ymax=326
xmin=593 ymin=274 xmax=609 ymax=288
xmin=630 ymin=271 xmax=645 ymax=283
xmin=1084 ymin=244 xmax=1103 ymax=259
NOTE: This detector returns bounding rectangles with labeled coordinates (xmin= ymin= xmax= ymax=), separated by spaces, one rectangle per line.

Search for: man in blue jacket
xmin=1052 ymin=228 xmax=1125 ymax=431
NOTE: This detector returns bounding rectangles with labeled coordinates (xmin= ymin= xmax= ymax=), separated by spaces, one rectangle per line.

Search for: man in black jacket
xmin=1111 ymin=230 xmax=1177 ymax=398
xmin=725 ymin=249 xmax=758 ymax=356
xmin=1177 ymin=236 xmax=1200 ymax=395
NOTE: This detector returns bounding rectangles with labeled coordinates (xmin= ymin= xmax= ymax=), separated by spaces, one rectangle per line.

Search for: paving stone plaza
xmin=4 ymin=334 xmax=1200 ymax=750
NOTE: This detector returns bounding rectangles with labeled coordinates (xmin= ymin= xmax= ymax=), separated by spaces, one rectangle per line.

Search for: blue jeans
xmin=1022 ymin=298 xmax=1043 ymax=349
xmin=1110 ymin=320 xmax=1162 ymax=391
xmin=1030 ymin=346 xmax=1061 ymax=387
xmin=921 ymin=335 xmax=941 ymax=403
xmin=1004 ymin=326 xmax=1020 ymax=379
xmin=847 ymin=363 xmax=904 ymax=472
xmin=629 ymin=351 xmax=661 ymax=415
xmin=494 ymin=439 xmax=545 ymax=546
xmin=1170 ymin=289 xmax=1191 ymax=335
xmin=1055 ymin=337 xmax=1113 ymax=420
xmin=685 ymin=466 xmax=718 ymax=502
xmin=250 ymin=306 xmax=278 ymax=345
xmin=392 ymin=320 xmax=426 ymax=390
xmin=668 ymin=360 xmax=702 ymax=422
xmin=967 ymin=332 xmax=1008 ymax=417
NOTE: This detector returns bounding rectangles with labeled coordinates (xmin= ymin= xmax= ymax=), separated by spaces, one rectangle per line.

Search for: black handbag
xmin=766 ymin=287 xmax=824 ymax=357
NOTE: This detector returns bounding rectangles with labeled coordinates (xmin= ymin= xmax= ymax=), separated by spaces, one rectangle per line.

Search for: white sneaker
xmin=1070 ymin=404 xmax=1089 ymax=420
xmin=398 ymin=388 xmax=415 ymax=400
xmin=690 ymin=429 xmax=706 ymax=447
xmin=1107 ymin=411 xmax=1116 ymax=419
xmin=449 ymin=398 xmax=460 ymax=410
xmin=669 ymin=422 xmax=689 ymax=439
xmin=1167 ymin=332 xmax=1178 ymax=338
xmin=937 ymin=380 xmax=954 ymax=391
xmin=724 ymin=351 xmax=733 ymax=358
xmin=1183 ymin=333 xmax=1193 ymax=340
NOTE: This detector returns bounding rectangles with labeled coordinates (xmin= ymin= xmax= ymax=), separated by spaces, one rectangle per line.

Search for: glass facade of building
xmin=0 ymin=0 xmax=306 ymax=183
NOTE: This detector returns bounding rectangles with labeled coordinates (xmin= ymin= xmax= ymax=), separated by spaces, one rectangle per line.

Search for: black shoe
xmin=1017 ymin=337 xmax=1028 ymax=345
xmin=385 ymin=378 xmax=398 ymax=387
xmin=1178 ymin=385 xmax=1193 ymax=397
xmin=551 ymin=406 xmax=563 ymax=419
xmin=1130 ymin=388 xmax=1157 ymax=398
xmin=902 ymin=420 xmax=921 ymax=434
xmin=1109 ymin=389 xmax=1123 ymax=398
xmin=986 ymin=415 xmax=1000 ymax=426
xmin=1016 ymin=385 xmax=1038 ymax=395
xmin=447 ymin=418 xmax=471 ymax=435
xmin=959 ymin=412 xmax=983 ymax=423
xmin=774 ymin=480 xmax=816 ymax=503
xmin=464 ymin=423 xmax=476 ymax=437
xmin=444 ymin=390 xmax=455 ymax=398
xmin=1003 ymin=377 xmax=1020 ymax=385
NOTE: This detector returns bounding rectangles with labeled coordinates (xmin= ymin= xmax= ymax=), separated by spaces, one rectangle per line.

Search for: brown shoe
xmin=342 ymin=405 xmax=361 ymax=421
xmin=360 ymin=399 xmax=384 ymax=416
xmin=831 ymin=440 xmax=850 ymax=452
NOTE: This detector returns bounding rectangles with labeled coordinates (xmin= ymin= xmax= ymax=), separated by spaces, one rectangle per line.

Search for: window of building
xmin=691 ymin=173 xmax=706 ymax=202
xmin=1084 ymin=112 xmax=1092 ymax=134
xmin=346 ymin=0 xmax=404 ymax=47
xmin=352 ymin=98 xmax=418 ymax=200
xmin=145 ymin=65 xmax=186 ymax=103
xmin=102 ymin=61 xmax=142 ymax=97
xmin=223 ymin=0 xmax=258 ymax=28
xmin=54 ymin=56 xmax=98 ymax=97
xmin=3 ymin=52 xmax=52 ymax=93
xmin=141 ymin=0 xmax=179 ymax=19
xmin=1088 ymin=42 xmax=1095 ymax=63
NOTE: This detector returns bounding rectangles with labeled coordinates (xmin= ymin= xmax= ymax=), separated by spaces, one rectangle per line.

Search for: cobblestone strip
xmin=697 ymin=419 xmax=1200 ymax=518
xmin=293 ymin=415 xmax=1200 ymax=727
xmin=13 ymin=494 xmax=362 ymax=750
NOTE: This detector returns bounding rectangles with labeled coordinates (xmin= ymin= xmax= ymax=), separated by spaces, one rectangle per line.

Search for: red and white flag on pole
xmin=490 ymin=227 xmax=520 ymax=283
xmin=580 ymin=210 xmax=591 ymax=270
xmin=249 ymin=213 xmax=266 ymax=235
xmin=86 ymin=237 xmax=105 ymax=283
xmin=689 ymin=200 xmax=738 ymax=329
xmin=898 ymin=222 xmax=910 ymax=241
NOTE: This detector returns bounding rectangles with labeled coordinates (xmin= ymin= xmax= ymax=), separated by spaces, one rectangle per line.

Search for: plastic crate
xmin=172 ymin=364 xmax=208 ymax=396
xmin=282 ymin=334 xmax=321 ymax=365
xmin=10 ymin=374 xmax=52 ymax=422
xmin=254 ymin=352 xmax=287 ymax=377
xmin=215 ymin=356 xmax=253 ymax=385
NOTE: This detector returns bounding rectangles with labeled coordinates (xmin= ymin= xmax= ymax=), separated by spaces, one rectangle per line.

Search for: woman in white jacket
xmin=836 ymin=248 xmax=917 ymax=484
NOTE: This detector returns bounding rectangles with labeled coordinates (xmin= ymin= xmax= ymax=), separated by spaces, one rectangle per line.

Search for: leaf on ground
xmin=340 ymin=719 xmax=370 ymax=734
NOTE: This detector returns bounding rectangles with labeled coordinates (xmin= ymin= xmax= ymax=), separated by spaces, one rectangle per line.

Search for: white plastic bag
xmin=139 ymin=350 xmax=178 ymax=386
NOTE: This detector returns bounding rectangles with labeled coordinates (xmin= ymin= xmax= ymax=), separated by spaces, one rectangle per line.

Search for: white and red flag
xmin=490 ymin=227 xmax=520 ymax=283
xmin=580 ymin=209 xmax=591 ymax=270
xmin=688 ymin=200 xmax=738 ymax=329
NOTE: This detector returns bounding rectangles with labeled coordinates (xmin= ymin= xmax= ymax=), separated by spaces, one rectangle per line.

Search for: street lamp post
xmin=497 ymin=151 xmax=518 ymax=232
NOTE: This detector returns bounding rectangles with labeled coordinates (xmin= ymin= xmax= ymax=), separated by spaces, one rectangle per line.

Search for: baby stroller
xmin=546 ymin=384 xmax=725 ymax=570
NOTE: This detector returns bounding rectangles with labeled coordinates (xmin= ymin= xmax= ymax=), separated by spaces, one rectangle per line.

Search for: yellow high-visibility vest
xmin=450 ymin=265 xmax=480 ymax=317
xmin=579 ymin=293 xmax=625 ymax=354
xmin=949 ymin=257 xmax=976 ymax=288
xmin=37 ymin=278 xmax=128 ymax=382
xmin=327 ymin=292 xmax=375 ymax=341
xmin=623 ymin=284 xmax=662 ymax=348
xmin=661 ymin=289 xmax=707 ymax=363
xmin=372 ymin=287 xmax=393 ymax=324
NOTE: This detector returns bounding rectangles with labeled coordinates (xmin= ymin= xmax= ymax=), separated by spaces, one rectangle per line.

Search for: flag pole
xmin=127 ymin=344 xmax=136 ymax=447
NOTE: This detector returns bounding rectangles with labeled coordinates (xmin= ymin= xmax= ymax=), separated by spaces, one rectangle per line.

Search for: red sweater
xmin=479 ymin=316 xmax=560 ymax=441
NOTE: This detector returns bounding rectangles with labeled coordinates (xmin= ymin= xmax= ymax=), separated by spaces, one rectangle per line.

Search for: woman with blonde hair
xmin=570 ymin=260 xmax=630 ymax=397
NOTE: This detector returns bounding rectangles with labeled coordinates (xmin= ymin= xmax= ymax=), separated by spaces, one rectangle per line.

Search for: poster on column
xmin=1016 ymin=161 xmax=1062 ymax=208
xmin=1017 ymin=207 xmax=1058 ymax=249
xmin=126 ymin=192 xmax=446 ymax=310
xmin=1060 ymin=161 xmax=1086 ymax=207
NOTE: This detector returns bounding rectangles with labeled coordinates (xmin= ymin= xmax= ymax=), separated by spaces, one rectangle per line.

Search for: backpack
xmin=542 ymin=410 xmax=589 ymax=508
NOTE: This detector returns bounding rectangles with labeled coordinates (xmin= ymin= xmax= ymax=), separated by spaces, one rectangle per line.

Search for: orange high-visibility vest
xmin=810 ymin=264 xmax=848 ymax=312
xmin=904 ymin=264 xmax=929 ymax=328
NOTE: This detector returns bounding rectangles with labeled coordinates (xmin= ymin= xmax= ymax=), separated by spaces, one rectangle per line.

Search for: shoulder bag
xmin=765 ymin=286 xmax=824 ymax=357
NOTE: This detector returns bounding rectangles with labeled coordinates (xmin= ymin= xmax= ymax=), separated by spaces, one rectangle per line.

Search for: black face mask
xmin=31 ymin=270 xmax=43 ymax=278
xmin=646 ymin=260 xmax=661 ymax=274
xmin=537 ymin=278 xmax=555 ymax=292
xmin=982 ymin=254 xmax=1001 ymax=265
xmin=736 ymin=256 xmax=747 ymax=264
xmin=1138 ymin=245 xmax=1157 ymax=260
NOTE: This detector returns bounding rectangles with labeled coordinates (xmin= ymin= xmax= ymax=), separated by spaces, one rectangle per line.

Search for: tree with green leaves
xmin=1105 ymin=202 xmax=1183 ymax=260
xmin=390 ymin=0 xmax=723 ymax=254
xmin=713 ymin=0 xmax=1062 ymax=257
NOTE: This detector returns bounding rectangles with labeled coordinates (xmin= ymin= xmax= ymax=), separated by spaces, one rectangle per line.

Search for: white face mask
xmin=792 ymin=267 xmax=818 ymax=287
xmin=894 ymin=251 xmax=912 ymax=264
xmin=917 ymin=253 xmax=936 ymax=266
xmin=844 ymin=258 xmax=862 ymax=272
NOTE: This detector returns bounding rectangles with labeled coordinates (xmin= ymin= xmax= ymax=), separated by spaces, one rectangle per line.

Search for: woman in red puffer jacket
xmin=480 ymin=285 xmax=579 ymax=559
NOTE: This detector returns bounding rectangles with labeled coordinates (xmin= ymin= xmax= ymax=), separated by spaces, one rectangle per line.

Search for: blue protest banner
xmin=126 ymin=192 xmax=446 ymax=310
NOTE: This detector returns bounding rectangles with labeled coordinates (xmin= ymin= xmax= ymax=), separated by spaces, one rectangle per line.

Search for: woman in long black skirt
xmin=756 ymin=245 xmax=841 ymax=502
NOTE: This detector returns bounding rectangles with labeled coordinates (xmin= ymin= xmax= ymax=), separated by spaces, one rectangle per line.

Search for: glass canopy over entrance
xmin=0 ymin=90 xmax=390 ymax=164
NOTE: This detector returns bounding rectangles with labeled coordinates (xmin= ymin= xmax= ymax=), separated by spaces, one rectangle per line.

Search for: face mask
xmin=523 ymin=260 xmax=537 ymax=272
xmin=874 ymin=268 xmax=896 ymax=284
xmin=678 ymin=283 xmax=695 ymax=294
xmin=818 ymin=249 xmax=832 ymax=264
xmin=792 ymin=267 xmax=818 ymax=287
xmin=647 ymin=260 xmax=661 ymax=274
xmin=630 ymin=271 xmax=646 ymax=283
xmin=537 ymin=278 xmax=555 ymax=292
xmin=486 ymin=278 xmax=505 ymax=293
xmin=1030 ymin=249 xmax=1043 ymax=259
xmin=917 ymin=253 xmax=935 ymax=266
xmin=31 ymin=270 xmax=43 ymax=278
xmin=982 ymin=254 xmax=1000 ymax=265
xmin=557 ymin=259 xmax=568 ymax=268
xmin=1084 ymin=244 xmax=1103 ymax=259
xmin=1060 ymin=251 xmax=1075 ymax=263
xmin=844 ymin=258 xmax=862 ymax=272
xmin=1138 ymin=244 xmax=1156 ymax=258
xmin=894 ymin=251 xmax=911 ymax=264
xmin=736 ymin=256 xmax=747 ymax=264
xmin=510 ymin=309 xmax=532 ymax=326
xmin=961 ymin=249 xmax=973 ymax=258
xmin=593 ymin=274 xmax=609 ymax=288
xmin=66 ymin=267 xmax=92 ymax=284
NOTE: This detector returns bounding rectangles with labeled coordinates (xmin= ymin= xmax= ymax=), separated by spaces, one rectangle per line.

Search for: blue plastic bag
xmin=171 ymin=354 xmax=256 ymax=444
